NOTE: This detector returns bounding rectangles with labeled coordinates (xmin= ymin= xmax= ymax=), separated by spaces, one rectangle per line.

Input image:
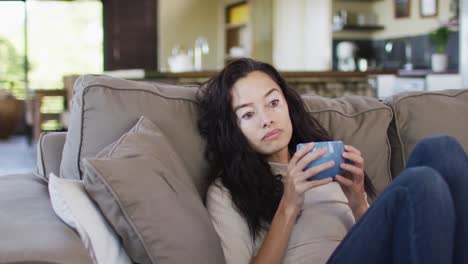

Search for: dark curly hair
xmin=197 ymin=58 xmax=376 ymax=240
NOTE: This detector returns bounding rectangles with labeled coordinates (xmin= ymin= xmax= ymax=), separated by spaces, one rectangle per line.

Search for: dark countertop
xmin=113 ymin=69 xmax=459 ymax=81
xmin=144 ymin=70 xmax=398 ymax=79
xmin=397 ymin=69 xmax=459 ymax=78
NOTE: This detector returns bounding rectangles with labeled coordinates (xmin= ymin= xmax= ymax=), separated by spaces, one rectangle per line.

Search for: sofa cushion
xmin=302 ymin=95 xmax=394 ymax=196
xmin=385 ymin=89 xmax=468 ymax=177
xmin=48 ymin=173 xmax=131 ymax=264
xmin=82 ymin=116 xmax=225 ymax=264
xmin=0 ymin=173 xmax=92 ymax=264
xmin=60 ymin=75 xmax=208 ymax=196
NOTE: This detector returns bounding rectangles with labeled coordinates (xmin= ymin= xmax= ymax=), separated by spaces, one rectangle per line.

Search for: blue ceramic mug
xmin=296 ymin=141 xmax=347 ymax=181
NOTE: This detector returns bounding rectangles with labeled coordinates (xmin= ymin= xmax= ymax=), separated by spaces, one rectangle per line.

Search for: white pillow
xmin=48 ymin=173 xmax=132 ymax=264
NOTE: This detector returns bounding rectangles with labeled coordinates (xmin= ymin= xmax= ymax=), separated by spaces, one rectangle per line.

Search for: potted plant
xmin=429 ymin=26 xmax=449 ymax=72
xmin=0 ymin=37 xmax=24 ymax=139
xmin=0 ymin=82 xmax=22 ymax=140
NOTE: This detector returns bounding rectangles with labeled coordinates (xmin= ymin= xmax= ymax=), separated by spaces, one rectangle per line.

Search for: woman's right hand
xmin=280 ymin=142 xmax=335 ymax=218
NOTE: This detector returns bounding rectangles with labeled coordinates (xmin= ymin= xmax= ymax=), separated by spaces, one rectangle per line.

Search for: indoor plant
xmin=0 ymin=82 xmax=22 ymax=140
xmin=429 ymin=26 xmax=449 ymax=72
xmin=0 ymin=37 xmax=24 ymax=140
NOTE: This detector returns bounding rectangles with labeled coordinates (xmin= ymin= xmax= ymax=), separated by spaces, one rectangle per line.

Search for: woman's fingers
xmin=286 ymin=143 xmax=365 ymax=196
xmin=342 ymin=152 xmax=364 ymax=168
xmin=344 ymin=145 xmax=361 ymax=155
xmin=335 ymin=174 xmax=353 ymax=187
xmin=294 ymin=147 xmax=328 ymax=173
xmin=299 ymin=160 xmax=335 ymax=182
xmin=340 ymin=163 xmax=364 ymax=180
xmin=298 ymin=177 xmax=333 ymax=193
xmin=289 ymin=142 xmax=315 ymax=168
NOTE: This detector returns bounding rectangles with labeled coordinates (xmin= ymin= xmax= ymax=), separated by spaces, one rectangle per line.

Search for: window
xmin=27 ymin=0 xmax=103 ymax=89
xmin=0 ymin=1 xmax=26 ymax=99
xmin=0 ymin=0 xmax=103 ymax=133
xmin=0 ymin=0 xmax=103 ymax=97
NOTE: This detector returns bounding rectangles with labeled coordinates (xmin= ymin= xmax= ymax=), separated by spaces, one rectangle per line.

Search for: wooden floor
xmin=0 ymin=135 xmax=36 ymax=176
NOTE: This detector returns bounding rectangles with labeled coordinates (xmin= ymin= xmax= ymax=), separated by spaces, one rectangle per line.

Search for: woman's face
xmin=230 ymin=71 xmax=293 ymax=162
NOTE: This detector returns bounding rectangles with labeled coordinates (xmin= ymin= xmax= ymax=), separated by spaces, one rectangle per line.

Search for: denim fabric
xmin=406 ymin=135 xmax=468 ymax=263
xmin=327 ymin=135 xmax=467 ymax=264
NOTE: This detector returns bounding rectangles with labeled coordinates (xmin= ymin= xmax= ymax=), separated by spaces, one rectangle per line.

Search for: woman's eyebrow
xmin=234 ymin=88 xmax=279 ymax=112
xmin=264 ymin=87 xmax=279 ymax=97
xmin=234 ymin=103 xmax=251 ymax=112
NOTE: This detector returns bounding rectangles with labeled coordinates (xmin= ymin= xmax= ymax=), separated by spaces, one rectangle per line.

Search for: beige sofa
xmin=0 ymin=75 xmax=467 ymax=264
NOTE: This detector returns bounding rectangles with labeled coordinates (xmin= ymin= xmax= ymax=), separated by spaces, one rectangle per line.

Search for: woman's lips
xmin=262 ymin=129 xmax=282 ymax=140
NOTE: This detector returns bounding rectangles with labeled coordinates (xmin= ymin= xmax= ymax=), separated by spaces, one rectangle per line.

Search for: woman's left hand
xmin=335 ymin=145 xmax=368 ymax=220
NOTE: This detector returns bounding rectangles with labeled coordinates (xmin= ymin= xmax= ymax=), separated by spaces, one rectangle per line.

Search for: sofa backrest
xmin=384 ymin=89 xmax=468 ymax=177
xmin=59 ymin=75 xmax=408 ymax=199
xmin=60 ymin=75 xmax=210 ymax=197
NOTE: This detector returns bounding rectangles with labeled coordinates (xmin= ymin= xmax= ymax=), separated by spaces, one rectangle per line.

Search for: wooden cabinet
xmin=222 ymin=0 xmax=273 ymax=65
xmin=103 ymin=0 xmax=158 ymax=70
xmin=224 ymin=1 xmax=251 ymax=64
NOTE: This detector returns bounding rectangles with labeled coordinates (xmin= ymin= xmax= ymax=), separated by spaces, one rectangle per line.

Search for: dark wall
xmin=103 ymin=0 xmax=158 ymax=71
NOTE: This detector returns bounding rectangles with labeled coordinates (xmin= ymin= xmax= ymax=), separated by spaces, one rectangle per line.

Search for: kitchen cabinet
xmin=103 ymin=0 xmax=157 ymax=70
xmin=333 ymin=25 xmax=384 ymax=32
xmin=373 ymin=72 xmax=462 ymax=98
xmin=335 ymin=0 xmax=383 ymax=2
xmin=222 ymin=0 xmax=273 ymax=65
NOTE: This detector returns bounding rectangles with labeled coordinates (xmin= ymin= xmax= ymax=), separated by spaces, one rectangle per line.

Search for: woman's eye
xmin=270 ymin=99 xmax=279 ymax=107
xmin=242 ymin=112 xmax=254 ymax=119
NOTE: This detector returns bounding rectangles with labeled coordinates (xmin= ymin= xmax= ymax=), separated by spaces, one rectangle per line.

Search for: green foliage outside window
xmin=0 ymin=1 xmax=103 ymax=101
xmin=0 ymin=37 xmax=27 ymax=99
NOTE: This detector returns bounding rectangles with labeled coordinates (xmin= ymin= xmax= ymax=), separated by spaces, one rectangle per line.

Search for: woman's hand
xmin=280 ymin=142 xmax=334 ymax=219
xmin=335 ymin=145 xmax=368 ymax=220
xmin=251 ymin=143 xmax=333 ymax=264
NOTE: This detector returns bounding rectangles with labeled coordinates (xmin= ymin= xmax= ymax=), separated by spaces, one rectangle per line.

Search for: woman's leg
xmin=406 ymin=135 xmax=468 ymax=263
xmin=327 ymin=166 xmax=455 ymax=264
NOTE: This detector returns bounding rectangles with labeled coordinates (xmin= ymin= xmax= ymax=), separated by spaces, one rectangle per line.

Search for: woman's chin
xmin=258 ymin=142 xmax=289 ymax=157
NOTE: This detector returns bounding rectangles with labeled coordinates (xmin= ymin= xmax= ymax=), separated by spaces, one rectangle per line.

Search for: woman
xmin=197 ymin=58 xmax=468 ymax=264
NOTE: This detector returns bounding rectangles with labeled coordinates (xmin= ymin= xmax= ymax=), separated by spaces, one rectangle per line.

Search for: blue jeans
xmin=327 ymin=135 xmax=468 ymax=264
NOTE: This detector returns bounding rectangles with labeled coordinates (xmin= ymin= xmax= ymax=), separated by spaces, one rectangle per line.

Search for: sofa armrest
xmin=34 ymin=131 xmax=67 ymax=181
xmin=0 ymin=173 xmax=92 ymax=263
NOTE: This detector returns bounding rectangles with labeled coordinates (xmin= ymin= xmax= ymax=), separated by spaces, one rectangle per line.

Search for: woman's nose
xmin=262 ymin=113 xmax=274 ymax=128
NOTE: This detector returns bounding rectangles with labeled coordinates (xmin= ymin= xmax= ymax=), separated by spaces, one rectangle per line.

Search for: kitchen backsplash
xmin=332 ymin=31 xmax=459 ymax=71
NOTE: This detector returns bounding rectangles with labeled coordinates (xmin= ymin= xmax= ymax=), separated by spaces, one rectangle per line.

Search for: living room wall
xmin=372 ymin=0 xmax=452 ymax=39
xmin=158 ymin=0 xmax=220 ymax=71
xmin=333 ymin=0 xmax=453 ymax=40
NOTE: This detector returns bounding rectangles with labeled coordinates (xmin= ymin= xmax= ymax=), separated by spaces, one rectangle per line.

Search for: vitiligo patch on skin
xmin=230 ymin=71 xmax=293 ymax=163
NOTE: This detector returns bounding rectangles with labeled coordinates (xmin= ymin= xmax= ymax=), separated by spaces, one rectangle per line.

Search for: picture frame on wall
xmin=420 ymin=0 xmax=438 ymax=17
xmin=394 ymin=0 xmax=411 ymax=18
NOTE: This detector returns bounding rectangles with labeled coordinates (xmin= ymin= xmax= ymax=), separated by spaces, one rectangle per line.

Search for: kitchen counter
xmin=136 ymin=70 xmax=399 ymax=98
xmin=143 ymin=70 xmax=397 ymax=80
xmin=397 ymin=69 xmax=459 ymax=78
xmin=115 ymin=69 xmax=459 ymax=80
xmin=102 ymin=69 xmax=463 ymax=98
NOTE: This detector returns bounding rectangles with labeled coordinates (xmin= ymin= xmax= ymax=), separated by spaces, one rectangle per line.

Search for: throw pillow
xmin=59 ymin=75 xmax=208 ymax=201
xmin=48 ymin=173 xmax=131 ymax=264
xmin=82 ymin=116 xmax=225 ymax=264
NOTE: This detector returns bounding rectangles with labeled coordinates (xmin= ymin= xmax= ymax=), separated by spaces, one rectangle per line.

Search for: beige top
xmin=206 ymin=162 xmax=367 ymax=264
